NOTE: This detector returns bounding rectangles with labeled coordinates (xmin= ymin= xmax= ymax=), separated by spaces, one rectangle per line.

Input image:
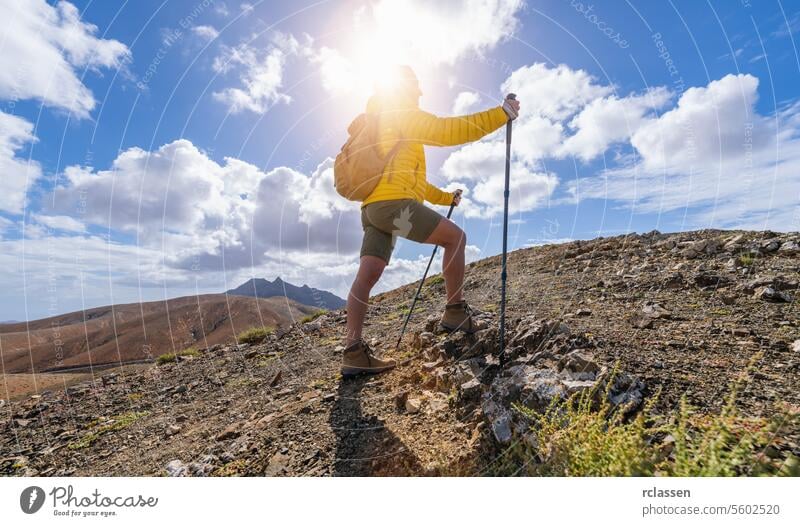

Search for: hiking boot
xmin=340 ymin=340 xmax=397 ymax=377
xmin=440 ymin=301 xmax=487 ymax=334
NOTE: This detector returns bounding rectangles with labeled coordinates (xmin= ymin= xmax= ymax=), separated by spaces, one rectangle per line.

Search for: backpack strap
xmin=383 ymin=125 xmax=403 ymax=183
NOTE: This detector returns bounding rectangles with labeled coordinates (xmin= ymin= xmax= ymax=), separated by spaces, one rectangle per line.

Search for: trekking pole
xmin=394 ymin=194 xmax=459 ymax=352
xmin=499 ymin=93 xmax=516 ymax=367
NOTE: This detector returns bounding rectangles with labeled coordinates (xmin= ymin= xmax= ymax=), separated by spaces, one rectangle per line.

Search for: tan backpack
xmin=334 ymin=113 xmax=402 ymax=202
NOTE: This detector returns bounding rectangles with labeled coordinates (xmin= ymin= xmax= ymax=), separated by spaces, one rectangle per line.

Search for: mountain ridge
xmin=226 ymin=277 xmax=346 ymax=310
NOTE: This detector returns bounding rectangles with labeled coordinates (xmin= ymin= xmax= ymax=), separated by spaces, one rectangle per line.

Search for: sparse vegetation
xmin=500 ymin=362 xmax=799 ymax=477
xmin=213 ymin=459 xmax=247 ymax=477
xmin=68 ymin=411 xmax=149 ymax=450
xmin=237 ymin=326 xmax=274 ymax=345
xmin=738 ymin=253 xmax=756 ymax=267
xmin=301 ymin=310 xmax=328 ymax=323
xmin=156 ymin=347 xmax=200 ymax=365
xmin=425 ymin=274 xmax=445 ymax=287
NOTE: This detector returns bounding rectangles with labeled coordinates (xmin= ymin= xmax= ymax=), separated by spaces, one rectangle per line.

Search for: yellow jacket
xmin=363 ymin=95 xmax=509 ymax=207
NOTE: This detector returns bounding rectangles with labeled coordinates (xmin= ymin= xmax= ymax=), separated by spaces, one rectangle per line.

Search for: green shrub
xmin=425 ymin=275 xmax=445 ymax=287
xmin=68 ymin=411 xmax=149 ymax=450
xmin=500 ymin=359 xmax=798 ymax=477
xmin=301 ymin=310 xmax=327 ymax=324
xmin=156 ymin=353 xmax=176 ymax=365
xmin=738 ymin=253 xmax=756 ymax=266
xmin=237 ymin=326 xmax=274 ymax=345
xmin=156 ymin=347 xmax=200 ymax=365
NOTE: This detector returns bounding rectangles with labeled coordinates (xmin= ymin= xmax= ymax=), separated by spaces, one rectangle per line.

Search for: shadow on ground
xmin=329 ymin=376 xmax=423 ymax=476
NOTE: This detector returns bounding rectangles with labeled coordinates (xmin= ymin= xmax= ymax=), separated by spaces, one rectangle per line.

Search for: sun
xmin=319 ymin=2 xmax=441 ymax=101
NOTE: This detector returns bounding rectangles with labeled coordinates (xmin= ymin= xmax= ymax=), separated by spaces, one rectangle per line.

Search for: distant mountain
xmin=226 ymin=277 xmax=346 ymax=310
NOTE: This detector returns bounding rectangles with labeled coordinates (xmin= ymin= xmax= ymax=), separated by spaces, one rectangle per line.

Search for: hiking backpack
xmin=333 ymin=113 xmax=401 ymax=202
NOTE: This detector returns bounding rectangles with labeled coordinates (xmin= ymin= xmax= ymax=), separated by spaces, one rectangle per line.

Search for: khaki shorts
xmin=360 ymin=199 xmax=444 ymax=264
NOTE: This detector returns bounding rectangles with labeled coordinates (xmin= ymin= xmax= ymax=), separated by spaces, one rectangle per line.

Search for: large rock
xmin=778 ymin=240 xmax=799 ymax=254
xmin=693 ymin=272 xmax=732 ymax=289
xmin=558 ymin=349 xmax=601 ymax=381
xmin=165 ymin=460 xmax=188 ymax=477
xmin=681 ymin=238 xmax=721 ymax=258
xmin=602 ymin=371 xmax=646 ymax=414
xmin=481 ymin=398 xmax=513 ymax=444
xmin=509 ymin=317 xmax=569 ymax=353
xmin=641 ymin=301 xmax=671 ymax=319
xmin=756 ymin=287 xmax=793 ymax=303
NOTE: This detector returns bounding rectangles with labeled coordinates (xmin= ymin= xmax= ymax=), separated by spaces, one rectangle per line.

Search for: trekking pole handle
xmin=506 ymin=93 xmax=517 ymax=100
xmin=448 ymin=189 xmax=462 ymax=218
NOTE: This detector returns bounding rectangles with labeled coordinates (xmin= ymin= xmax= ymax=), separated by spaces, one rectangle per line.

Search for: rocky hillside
xmin=1 ymin=229 xmax=798 ymax=476
xmin=0 ymin=294 xmax=317 ymax=374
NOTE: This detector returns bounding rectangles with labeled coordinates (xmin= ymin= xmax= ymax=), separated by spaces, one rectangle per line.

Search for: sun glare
xmin=321 ymin=2 xmax=442 ymax=102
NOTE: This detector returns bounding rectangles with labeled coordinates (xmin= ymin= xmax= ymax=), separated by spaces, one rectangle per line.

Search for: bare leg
xmin=345 ymin=255 xmax=387 ymax=346
xmin=424 ymin=218 xmax=466 ymax=304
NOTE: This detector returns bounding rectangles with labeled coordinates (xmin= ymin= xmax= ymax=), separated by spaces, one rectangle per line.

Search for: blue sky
xmin=1 ymin=0 xmax=799 ymax=320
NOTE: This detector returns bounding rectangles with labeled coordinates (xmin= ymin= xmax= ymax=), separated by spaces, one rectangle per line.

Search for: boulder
xmin=761 ymin=239 xmax=781 ymax=253
xmin=459 ymin=378 xmax=482 ymax=402
xmin=264 ymin=451 xmax=290 ymax=476
xmin=642 ymin=302 xmax=671 ymax=319
xmin=405 ymin=397 xmax=422 ymax=414
xmin=756 ymin=287 xmax=793 ymax=303
xmin=603 ymin=372 xmax=645 ymax=414
xmin=481 ymin=398 xmax=513 ymax=444
xmin=693 ymin=272 xmax=731 ymax=289
xmin=558 ymin=349 xmax=601 ymax=380
xmin=778 ymin=240 xmax=799 ymax=254
xmin=165 ymin=459 xmax=188 ymax=477
xmin=518 ymin=369 xmax=567 ymax=412
xmin=723 ymin=234 xmax=745 ymax=251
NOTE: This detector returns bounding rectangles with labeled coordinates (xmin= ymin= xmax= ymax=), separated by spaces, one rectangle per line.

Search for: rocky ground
xmin=1 ymin=229 xmax=799 ymax=476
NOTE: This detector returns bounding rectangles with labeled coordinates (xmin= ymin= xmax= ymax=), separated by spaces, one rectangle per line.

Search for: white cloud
xmin=0 ymin=112 xmax=42 ymax=215
xmin=191 ymin=25 xmax=219 ymax=42
xmin=559 ymin=87 xmax=672 ymax=161
xmin=33 ymin=214 xmax=86 ymax=233
xmin=214 ymin=2 xmax=230 ymax=17
xmin=569 ymin=74 xmax=800 ymax=231
xmin=524 ymin=238 xmax=574 ymax=248
xmin=502 ymin=63 xmax=613 ymax=121
xmin=439 ymin=64 xmax=781 ymax=226
xmin=452 ymin=91 xmax=481 ymax=114
xmin=0 ymin=232 xmax=204 ymax=320
xmin=439 ymin=63 xmax=617 ymax=219
xmin=50 ymin=140 xmax=363 ymax=271
xmin=213 ymin=45 xmax=290 ymax=113
xmin=212 ymin=32 xmax=311 ymax=114
xmin=630 ymin=74 xmax=763 ymax=172
xmin=0 ymin=0 xmax=130 ymax=117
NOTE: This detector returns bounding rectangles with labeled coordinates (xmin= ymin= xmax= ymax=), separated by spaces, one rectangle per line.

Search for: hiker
xmin=340 ymin=65 xmax=520 ymax=377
